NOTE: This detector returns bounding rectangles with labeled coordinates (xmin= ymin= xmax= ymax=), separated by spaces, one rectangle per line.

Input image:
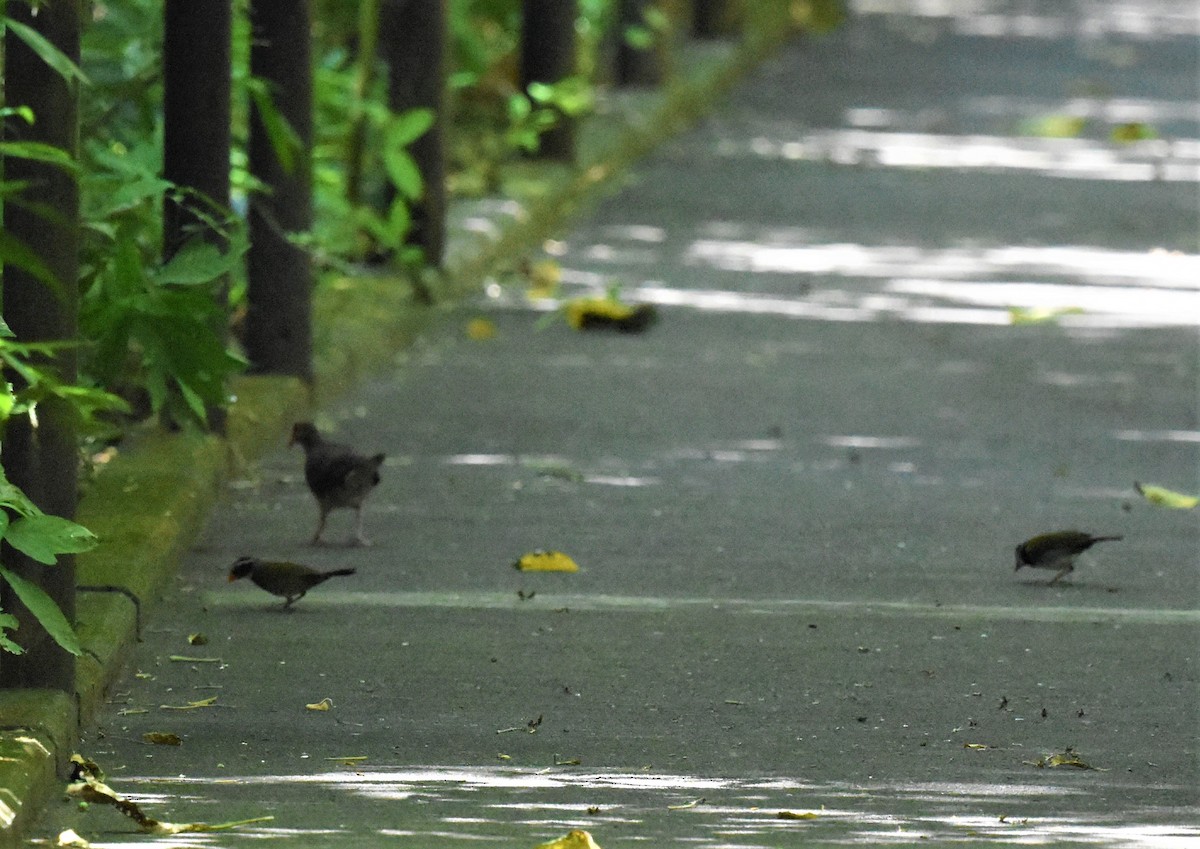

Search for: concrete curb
xmin=0 ymin=18 xmax=798 ymax=846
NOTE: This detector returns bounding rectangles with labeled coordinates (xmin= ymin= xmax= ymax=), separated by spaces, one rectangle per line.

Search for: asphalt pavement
xmin=28 ymin=1 xmax=1199 ymax=847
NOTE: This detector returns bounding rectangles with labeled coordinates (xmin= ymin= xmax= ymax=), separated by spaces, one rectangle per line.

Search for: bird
xmin=1014 ymin=531 xmax=1123 ymax=584
xmin=227 ymin=556 xmax=356 ymax=609
xmin=290 ymin=422 xmax=385 ymax=546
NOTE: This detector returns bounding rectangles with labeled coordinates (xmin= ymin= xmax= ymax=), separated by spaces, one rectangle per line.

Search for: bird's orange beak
xmin=227 ymin=573 xmax=238 ymax=582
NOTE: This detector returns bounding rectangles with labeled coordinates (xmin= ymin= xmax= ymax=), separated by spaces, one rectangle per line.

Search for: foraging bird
xmin=1014 ymin=531 xmax=1123 ymax=584
xmin=290 ymin=422 xmax=385 ymax=546
xmin=227 ymin=556 xmax=355 ymax=608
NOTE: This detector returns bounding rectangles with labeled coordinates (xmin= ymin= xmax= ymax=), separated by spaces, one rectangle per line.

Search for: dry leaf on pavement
xmin=142 ymin=732 xmax=182 ymax=746
xmin=1135 ymin=482 xmax=1199 ymax=509
xmin=466 ymin=317 xmax=498 ymax=340
xmin=534 ymin=829 xmax=603 ymax=849
xmin=67 ymin=755 xmax=273 ymax=835
xmin=55 ymin=829 xmax=91 ymax=848
xmin=513 ymin=550 xmax=579 ymax=572
xmin=564 ymin=298 xmax=657 ymax=332
xmin=160 ymin=696 xmax=218 ymax=711
xmin=1026 ymin=748 xmax=1107 ymax=770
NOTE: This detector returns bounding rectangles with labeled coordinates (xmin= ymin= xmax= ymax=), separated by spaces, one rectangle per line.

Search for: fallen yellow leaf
xmin=777 ymin=810 xmax=819 ymax=820
xmin=1135 ymin=482 xmax=1199 ymax=509
xmin=466 ymin=317 xmax=498 ymax=341
xmin=513 ymin=550 xmax=579 ymax=572
xmin=306 ymin=698 xmax=334 ymax=711
xmin=1027 ymin=749 xmax=1107 ymax=770
xmin=1008 ymin=305 xmax=1085 ymax=325
xmin=1111 ymin=122 xmax=1156 ymax=143
xmin=564 ymin=298 xmax=657 ymax=332
xmin=324 ymin=755 xmax=367 ymax=764
xmin=160 ymin=696 xmax=218 ymax=711
xmin=964 ymin=743 xmax=993 ymax=750
xmin=143 ymin=732 xmax=182 ymax=746
xmin=56 ymin=828 xmax=91 ymax=848
xmin=534 ymin=829 xmax=603 ymax=849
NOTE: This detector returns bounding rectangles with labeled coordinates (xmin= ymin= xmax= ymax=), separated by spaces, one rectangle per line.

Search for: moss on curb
xmin=0 ymin=691 xmax=73 ymax=848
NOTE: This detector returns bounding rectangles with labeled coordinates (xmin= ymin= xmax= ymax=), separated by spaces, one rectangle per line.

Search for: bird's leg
xmin=1048 ymin=563 xmax=1073 ymax=585
xmin=311 ymin=509 xmax=328 ymax=546
xmin=352 ymin=505 xmax=372 ymax=547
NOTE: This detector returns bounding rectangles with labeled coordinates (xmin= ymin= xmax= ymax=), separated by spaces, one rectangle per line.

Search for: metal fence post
xmin=245 ymin=0 xmax=314 ymax=378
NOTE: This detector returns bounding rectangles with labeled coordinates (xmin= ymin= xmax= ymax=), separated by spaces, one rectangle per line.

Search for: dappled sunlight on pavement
xmin=75 ymin=767 xmax=1200 ymax=848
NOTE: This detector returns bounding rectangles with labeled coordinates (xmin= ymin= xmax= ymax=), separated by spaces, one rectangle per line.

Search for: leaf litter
xmin=66 ymin=755 xmax=273 ymax=836
xmin=1026 ymin=747 xmax=1107 ymax=770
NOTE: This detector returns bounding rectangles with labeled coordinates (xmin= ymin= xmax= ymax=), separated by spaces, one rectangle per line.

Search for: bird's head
xmin=1013 ymin=543 xmax=1028 ymax=571
xmin=228 ymin=556 xmax=257 ymax=582
xmin=289 ymin=422 xmax=320 ymax=448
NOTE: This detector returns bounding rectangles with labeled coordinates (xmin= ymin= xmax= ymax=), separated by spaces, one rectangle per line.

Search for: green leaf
xmin=0 ymin=565 xmax=81 ymax=656
xmin=0 ymin=610 xmax=24 ymax=654
xmin=382 ymin=148 xmax=423 ymax=200
xmin=0 ymin=478 xmax=38 ymax=517
xmin=4 ymin=514 xmax=99 ymax=565
xmin=4 ymin=18 xmax=92 ymax=86
xmin=248 ymin=78 xmax=302 ymax=174
xmin=175 ymin=377 xmax=208 ymax=424
xmin=387 ymin=196 xmax=411 ymax=241
xmin=0 ymin=140 xmax=80 ymax=173
xmin=0 ymin=229 xmax=62 ymax=291
xmin=387 ymin=108 xmax=435 ymax=147
xmin=0 ymin=105 xmax=35 ymax=125
xmin=157 ymin=241 xmax=234 ymax=286
xmin=527 ymin=77 xmax=594 ymax=117
xmin=623 ymin=25 xmax=655 ymax=49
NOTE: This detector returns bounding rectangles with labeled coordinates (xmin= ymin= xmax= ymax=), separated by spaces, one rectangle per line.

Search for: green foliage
xmin=0 ymin=331 xmax=106 ymax=659
xmin=77 ymin=134 xmax=249 ymax=429
xmin=4 ymin=15 xmax=91 ymax=86
xmin=0 ymin=6 xmax=121 ymax=660
xmin=0 ymin=321 xmax=130 ymax=435
xmin=792 ymin=0 xmax=848 ymax=33
xmin=446 ymin=1 xmax=607 ymax=191
xmin=311 ymin=28 xmax=435 ymax=261
xmin=623 ymin=4 xmax=670 ymax=50
xmin=246 ymin=76 xmax=305 ymax=174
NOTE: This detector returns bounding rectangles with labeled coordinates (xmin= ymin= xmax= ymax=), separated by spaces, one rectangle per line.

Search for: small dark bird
xmin=227 ymin=556 xmax=356 ymax=608
xmin=1014 ymin=531 xmax=1123 ymax=584
xmin=290 ymin=422 xmax=385 ymax=546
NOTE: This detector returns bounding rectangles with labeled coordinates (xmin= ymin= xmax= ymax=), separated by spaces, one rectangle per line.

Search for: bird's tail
xmin=1092 ymin=535 xmax=1123 ymax=543
xmin=321 ymin=568 xmax=357 ymax=578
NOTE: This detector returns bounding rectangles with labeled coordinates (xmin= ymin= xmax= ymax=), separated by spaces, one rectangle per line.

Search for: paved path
xmin=31 ymin=2 xmax=1198 ymax=847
